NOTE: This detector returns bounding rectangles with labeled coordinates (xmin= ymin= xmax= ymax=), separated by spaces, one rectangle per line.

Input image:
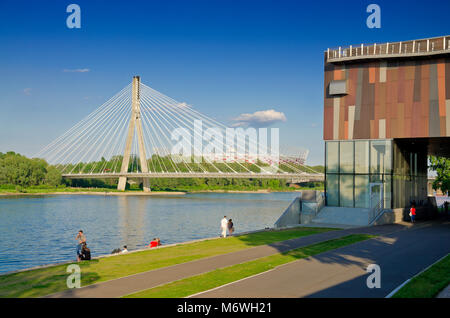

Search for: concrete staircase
xmin=308 ymin=206 xmax=371 ymax=227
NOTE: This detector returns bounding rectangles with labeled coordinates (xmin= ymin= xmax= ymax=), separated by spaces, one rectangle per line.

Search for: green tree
xmin=429 ymin=156 xmax=450 ymax=194
xmin=45 ymin=166 xmax=62 ymax=187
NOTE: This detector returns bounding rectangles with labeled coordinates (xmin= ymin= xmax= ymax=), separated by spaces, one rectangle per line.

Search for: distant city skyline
xmin=0 ymin=0 xmax=449 ymax=165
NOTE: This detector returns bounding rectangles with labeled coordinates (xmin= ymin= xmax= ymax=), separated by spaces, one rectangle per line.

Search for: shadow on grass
xmin=0 ymin=261 xmax=102 ymax=298
xmin=300 ymin=220 xmax=450 ymax=298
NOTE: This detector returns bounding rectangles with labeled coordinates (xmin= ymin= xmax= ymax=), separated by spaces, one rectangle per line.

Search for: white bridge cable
xmin=140 ymin=110 xmax=167 ymax=173
xmin=76 ymin=93 xmax=132 ymax=173
xmin=34 ymin=84 xmax=131 ymax=159
xmin=45 ymin=87 xmax=131 ymax=169
xmin=139 ymin=101 xmax=180 ymax=173
xmin=40 ymin=89 xmax=128 ymax=167
xmin=140 ymin=92 xmax=212 ymax=173
xmin=36 ymin=80 xmax=321 ymax=179
xmin=62 ymin=90 xmax=131 ymax=174
xmin=139 ymin=84 xmax=267 ymax=174
xmin=140 ymin=85 xmax=239 ymax=174
xmin=140 ymin=104 xmax=170 ymax=173
xmin=139 ymin=94 xmax=193 ymax=173
xmin=140 ymin=87 xmax=230 ymax=174
xmin=140 ymin=84 xmax=269 ymax=174
xmin=108 ymin=101 xmax=138 ymax=174
xmin=51 ymin=91 xmax=129 ymax=172
xmin=86 ymin=93 xmax=133 ymax=174
xmin=142 ymin=84 xmax=316 ymax=175
xmin=140 ymin=88 xmax=237 ymax=174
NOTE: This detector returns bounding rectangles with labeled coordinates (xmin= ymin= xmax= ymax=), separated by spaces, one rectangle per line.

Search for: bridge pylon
xmin=117 ymin=76 xmax=151 ymax=192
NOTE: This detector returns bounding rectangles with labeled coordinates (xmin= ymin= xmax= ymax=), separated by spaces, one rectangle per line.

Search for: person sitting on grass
xmin=148 ymin=238 xmax=161 ymax=248
xmin=120 ymin=245 xmax=128 ymax=253
xmin=79 ymin=242 xmax=91 ymax=261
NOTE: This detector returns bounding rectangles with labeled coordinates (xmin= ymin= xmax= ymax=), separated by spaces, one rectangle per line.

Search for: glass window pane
xmin=370 ymin=140 xmax=392 ymax=174
xmin=354 ymin=175 xmax=370 ymax=208
xmin=339 ymin=175 xmax=354 ymax=207
xmin=355 ymin=141 xmax=369 ymax=173
xmin=339 ymin=141 xmax=354 ymax=173
xmin=326 ymin=141 xmax=339 ymax=173
xmin=326 ymin=174 xmax=339 ymax=206
xmin=384 ymin=175 xmax=391 ymax=209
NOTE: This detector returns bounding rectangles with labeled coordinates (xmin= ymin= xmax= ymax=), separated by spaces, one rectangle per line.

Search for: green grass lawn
xmin=393 ymin=254 xmax=450 ymax=298
xmin=0 ymin=227 xmax=335 ymax=298
xmin=124 ymin=234 xmax=375 ymax=298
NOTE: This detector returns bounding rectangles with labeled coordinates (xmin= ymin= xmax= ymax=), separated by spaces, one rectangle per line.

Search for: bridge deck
xmin=62 ymin=172 xmax=324 ymax=181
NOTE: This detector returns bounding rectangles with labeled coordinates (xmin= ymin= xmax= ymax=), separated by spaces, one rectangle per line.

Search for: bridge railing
xmin=326 ymin=35 xmax=450 ymax=62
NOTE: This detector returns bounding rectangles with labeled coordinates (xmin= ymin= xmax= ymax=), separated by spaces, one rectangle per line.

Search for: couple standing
xmin=220 ymin=216 xmax=234 ymax=238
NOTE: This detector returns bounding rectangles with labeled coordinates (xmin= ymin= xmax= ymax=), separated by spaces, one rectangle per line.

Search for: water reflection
xmin=0 ymin=192 xmax=300 ymax=274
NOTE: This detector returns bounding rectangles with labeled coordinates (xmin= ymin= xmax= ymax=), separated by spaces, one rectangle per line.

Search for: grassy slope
xmin=125 ymin=234 xmax=375 ymax=298
xmin=393 ymin=254 xmax=450 ymax=298
xmin=0 ymin=227 xmax=334 ymax=298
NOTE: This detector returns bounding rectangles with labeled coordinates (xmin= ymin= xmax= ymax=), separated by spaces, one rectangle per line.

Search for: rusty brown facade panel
xmin=446 ymin=58 xmax=450 ymax=99
xmin=339 ymin=96 xmax=346 ymax=139
xmin=397 ymin=66 xmax=405 ymax=103
xmin=413 ymin=62 xmax=422 ymax=102
xmin=404 ymin=79 xmax=414 ymax=118
xmin=324 ymin=56 xmax=450 ymax=140
xmin=324 ymin=106 xmax=333 ymax=140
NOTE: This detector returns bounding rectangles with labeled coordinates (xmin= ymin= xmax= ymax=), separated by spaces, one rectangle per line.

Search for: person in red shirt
xmin=409 ymin=204 xmax=416 ymax=223
xmin=148 ymin=238 xmax=161 ymax=248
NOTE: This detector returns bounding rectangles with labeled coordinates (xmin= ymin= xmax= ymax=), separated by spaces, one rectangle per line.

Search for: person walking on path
xmin=220 ymin=216 xmax=228 ymax=238
xmin=75 ymin=230 xmax=86 ymax=262
xmin=409 ymin=204 xmax=416 ymax=223
xmin=228 ymin=219 xmax=234 ymax=236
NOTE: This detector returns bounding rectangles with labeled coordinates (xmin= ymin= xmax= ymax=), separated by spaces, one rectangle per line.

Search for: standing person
xmin=228 ymin=218 xmax=234 ymax=236
xmin=75 ymin=230 xmax=86 ymax=262
xmin=444 ymin=201 xmax=449 ymax=219
xmin=220 ymin=216 xmax=228 ymax=238
xmin=409 ymin=204 xmax=416 ymax=223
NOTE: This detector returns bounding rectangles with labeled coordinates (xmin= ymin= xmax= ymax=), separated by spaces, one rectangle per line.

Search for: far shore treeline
xmin=0 ymin=152 xmax=324 ymax=192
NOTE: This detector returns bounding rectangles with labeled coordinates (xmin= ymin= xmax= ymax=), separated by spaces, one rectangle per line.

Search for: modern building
xmin=323 ymin=35 xmax=450 ymax=211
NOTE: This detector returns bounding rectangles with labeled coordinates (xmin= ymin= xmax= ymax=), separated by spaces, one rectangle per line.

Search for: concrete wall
xmin=274 ymin=197 xmax=301 ymax=228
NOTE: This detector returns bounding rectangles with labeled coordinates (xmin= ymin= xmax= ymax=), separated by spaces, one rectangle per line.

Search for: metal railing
xmin=326 ymin=35 xmax=450 ymax=62
xmin=368 ymin=197 xmax=384 ymax=224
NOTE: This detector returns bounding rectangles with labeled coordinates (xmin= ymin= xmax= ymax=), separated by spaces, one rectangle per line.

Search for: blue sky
xmin=0 ymin=0 xmax=449 ymax=164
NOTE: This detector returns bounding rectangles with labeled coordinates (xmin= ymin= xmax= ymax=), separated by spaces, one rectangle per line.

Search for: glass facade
xmin=325 ymin=139 xmax=428 ymax=209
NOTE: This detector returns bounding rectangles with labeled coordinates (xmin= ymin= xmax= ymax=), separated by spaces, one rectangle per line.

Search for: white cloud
xmin=23 ymin=88 xmax=32 ymax=95
xmin=177 ymin=102 xmax=191 ymax=108
xmin=232 ymin=109 xmax=287 ymax=127
xmin=63 ymin=68 xmax=90 ymax=73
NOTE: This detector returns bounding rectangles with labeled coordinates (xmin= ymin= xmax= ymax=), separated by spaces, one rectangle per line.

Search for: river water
xmin=0 ymin=192 xmax=300 ymax=274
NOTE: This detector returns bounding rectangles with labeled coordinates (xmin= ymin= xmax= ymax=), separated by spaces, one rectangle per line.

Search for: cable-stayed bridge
xmin=35 ymin=76 xmax=324 ymax=192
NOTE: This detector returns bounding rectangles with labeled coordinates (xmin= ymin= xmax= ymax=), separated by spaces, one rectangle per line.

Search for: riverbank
xmin=0 ymin=191 xmax=186 ymax=196
xmin=0 ymin=226 xmax=336 ymax=297
xmin=0 ymin=188 xmax=316 ymax=196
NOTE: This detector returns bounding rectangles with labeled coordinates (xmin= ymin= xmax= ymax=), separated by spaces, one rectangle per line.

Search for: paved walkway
xmin=437 ymin=284 xmax=450 ymax=298
xmin=46 ymin=223 xmax=413 ymax=298
xmin=191 ymin=221 xmax=450 ymax=298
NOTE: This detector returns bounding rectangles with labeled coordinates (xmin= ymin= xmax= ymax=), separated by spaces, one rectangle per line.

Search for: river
xmin=0 ymin=192 xmax=300 ymax=274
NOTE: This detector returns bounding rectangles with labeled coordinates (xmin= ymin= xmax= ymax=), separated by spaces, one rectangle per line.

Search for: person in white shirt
xmin=220 ymin=216 xmax=228 ymax=238
xmin=120 ymin=245 xmax=128 ymax=253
